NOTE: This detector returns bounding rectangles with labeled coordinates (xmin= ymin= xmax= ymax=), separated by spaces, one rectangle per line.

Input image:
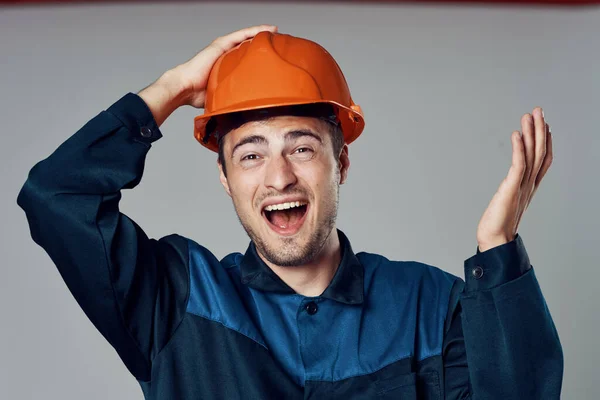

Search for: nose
xmin=264 ymin=154 xmax=297 ymax=192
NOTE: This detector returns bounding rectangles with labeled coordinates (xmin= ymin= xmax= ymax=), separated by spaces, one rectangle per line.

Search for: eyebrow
xmin=231 ymin=135 xmax=268 ymax=158
xmin=230 ymin=129 xmax=323 ymax=158
xmin=285 ymin=129 xmax=323 ymax=144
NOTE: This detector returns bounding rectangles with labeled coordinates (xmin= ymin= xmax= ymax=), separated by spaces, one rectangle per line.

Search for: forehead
xmin=222 ymin=115 xmax=331 ymax=152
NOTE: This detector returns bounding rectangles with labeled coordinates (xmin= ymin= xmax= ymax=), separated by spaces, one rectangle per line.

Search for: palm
xmin=475 ymin=107 xmax=553 ymax=252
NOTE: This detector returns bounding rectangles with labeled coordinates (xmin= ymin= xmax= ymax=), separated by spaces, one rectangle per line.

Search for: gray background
xmin=1 ymin=2 xmax=598 ymax=399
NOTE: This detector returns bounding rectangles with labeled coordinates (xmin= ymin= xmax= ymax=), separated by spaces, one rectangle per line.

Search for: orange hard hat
xmin=193 ymin=31 xmax=365 ymax=152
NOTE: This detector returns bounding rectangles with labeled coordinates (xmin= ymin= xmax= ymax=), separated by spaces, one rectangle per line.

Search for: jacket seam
xmin=96 ymin=192 xmax=152 ymax=377
xmin=305 ymin=352 xmax=444 ymax=383
xmin=150 ymin=235 xmax=192 ymax=365
xmin=185 ymin=309 xmax=268 ymax=350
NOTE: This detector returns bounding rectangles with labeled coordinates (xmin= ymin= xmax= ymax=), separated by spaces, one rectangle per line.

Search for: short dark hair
xmin=213 ymin=104 xmax=345 ymax=177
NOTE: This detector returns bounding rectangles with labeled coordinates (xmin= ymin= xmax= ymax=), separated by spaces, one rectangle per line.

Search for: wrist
xmin=158 ymin=67 xmax=193 ymax=106
xmin=138 ymin=69 xmax=190 ymax=127
xmin=477 ymin=235 xmax=513 ymax=252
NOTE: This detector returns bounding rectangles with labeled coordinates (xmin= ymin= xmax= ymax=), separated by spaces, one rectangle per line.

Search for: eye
xmin=294 ymin=147 xmax=313 ymax=154
xmin=290 ymin=146 xmax=315 ymax=161
xmin=241 ymin=154 xmax=259 ymax=161
xmin=238 ymin=153 xmax=263 ymax=168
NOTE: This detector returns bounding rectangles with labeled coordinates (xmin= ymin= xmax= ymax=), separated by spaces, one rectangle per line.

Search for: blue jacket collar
xmin=240 ymin=230 xmax=364 ymax=305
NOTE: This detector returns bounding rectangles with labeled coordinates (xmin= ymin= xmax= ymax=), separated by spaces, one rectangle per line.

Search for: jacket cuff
xmin=463 ymin=233 xmax=531 ymax=292
xmin=106 ymin=92 xmax=163 ymax=145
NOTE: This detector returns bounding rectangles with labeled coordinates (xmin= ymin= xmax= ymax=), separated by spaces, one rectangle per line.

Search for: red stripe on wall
xmin=1 ymin=0 xmax=599 ymax=4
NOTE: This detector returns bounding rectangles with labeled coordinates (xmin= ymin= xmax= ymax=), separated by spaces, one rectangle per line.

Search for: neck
xmin=259 ymin=229 xmax=342 ymax=297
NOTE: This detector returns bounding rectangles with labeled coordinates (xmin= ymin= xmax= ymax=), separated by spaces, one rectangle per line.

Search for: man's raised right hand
xmin=139 ymin=25 xmax=278 ymax=127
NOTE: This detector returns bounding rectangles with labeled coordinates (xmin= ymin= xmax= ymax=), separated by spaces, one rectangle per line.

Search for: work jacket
xmin=17 ymin=93 xmax=564 ymax=399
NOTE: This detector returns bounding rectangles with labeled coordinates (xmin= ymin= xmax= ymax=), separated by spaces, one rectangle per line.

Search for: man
xmin=17 ymin=25 xmax=563 ymax=399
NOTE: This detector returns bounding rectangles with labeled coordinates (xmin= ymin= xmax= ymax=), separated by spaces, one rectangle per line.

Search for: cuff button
xmin=472 ymin=266 xmax=484 ymax=280
xmin=140 ymin=126 xmax=153 ymax=138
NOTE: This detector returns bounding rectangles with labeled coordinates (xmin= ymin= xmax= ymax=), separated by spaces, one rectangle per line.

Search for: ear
xmin=218 ymin=160 xmax=232 ymax=197
xmin=338 ymin=144 xmax=350 ymax=185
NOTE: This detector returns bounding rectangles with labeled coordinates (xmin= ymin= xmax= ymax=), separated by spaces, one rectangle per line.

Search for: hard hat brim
xmin=193 ymin=98 xmax=364 ymax=153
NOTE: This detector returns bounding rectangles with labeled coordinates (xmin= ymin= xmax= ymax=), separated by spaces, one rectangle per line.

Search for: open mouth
xmin=262 ymin=201 xmax=309 ymax=236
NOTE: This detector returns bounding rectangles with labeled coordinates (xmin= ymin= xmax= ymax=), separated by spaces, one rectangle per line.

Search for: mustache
xmin=255 ymin=187 xmax=311 ymax=208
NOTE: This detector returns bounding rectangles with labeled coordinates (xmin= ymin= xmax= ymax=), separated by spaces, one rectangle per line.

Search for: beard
xmin=234 ymin=184 xmax=340 ymax=267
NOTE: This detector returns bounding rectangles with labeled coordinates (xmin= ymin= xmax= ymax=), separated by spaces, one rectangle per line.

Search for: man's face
xmin=218 ymin=116 xmax=349 ymax=267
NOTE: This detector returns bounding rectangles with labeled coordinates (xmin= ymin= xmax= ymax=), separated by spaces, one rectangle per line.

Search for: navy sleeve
xmin=16 ymin=93 xmax=190 ymax=382
xmin=442 ymin=234 xmax=564 ymax=399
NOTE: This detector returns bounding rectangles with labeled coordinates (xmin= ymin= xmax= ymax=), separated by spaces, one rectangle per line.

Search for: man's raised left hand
xmin=475 ymin=107 xmax=554 ymax=252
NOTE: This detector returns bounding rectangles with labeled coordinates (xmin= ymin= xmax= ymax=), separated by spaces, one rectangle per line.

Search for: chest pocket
xmin=376 ymin=372 xmax=441 ymax=400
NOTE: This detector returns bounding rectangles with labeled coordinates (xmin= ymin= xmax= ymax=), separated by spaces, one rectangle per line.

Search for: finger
xmin=520 ymin=124 xmax=553 ymax=227
xmin=520 ymin=113 xmax=535 ymax=188
xmin=514 ymin=113 xmax=535 ymax=231
xmin=505 ymin=130 xmax=526 ymax=190
xmin=531 ymin=107 xmax=547 ymax=185
xmin=213 ymin=25 xmax=278 ymax=51
xmin=191 ymin=25 xmax=277 ymax=68
xmin=531 ymin=124 xmax=553 ymax=199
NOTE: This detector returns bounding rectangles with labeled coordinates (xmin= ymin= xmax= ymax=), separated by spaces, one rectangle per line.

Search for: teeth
xmin=265 ymin=201 xmax=307 ymax=212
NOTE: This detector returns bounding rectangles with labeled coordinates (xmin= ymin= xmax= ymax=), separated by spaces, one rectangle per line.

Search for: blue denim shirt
xmin=17 ymin=93 xmax=563 ymax=399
